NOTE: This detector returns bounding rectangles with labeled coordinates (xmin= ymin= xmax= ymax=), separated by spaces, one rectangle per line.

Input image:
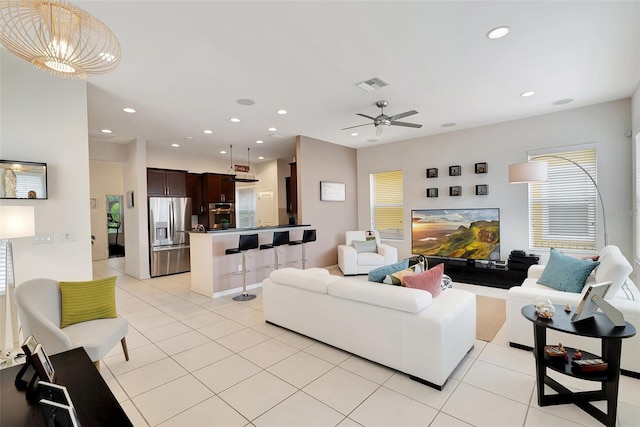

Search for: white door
xmin=257 ymin=189 xmax=277 ymax=226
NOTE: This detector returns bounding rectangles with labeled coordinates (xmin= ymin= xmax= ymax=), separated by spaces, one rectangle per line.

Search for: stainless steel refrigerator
xmin=149 ymin=197 xmax=192 ymax=277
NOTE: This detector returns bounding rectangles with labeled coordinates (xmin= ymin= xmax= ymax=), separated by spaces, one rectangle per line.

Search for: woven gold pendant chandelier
xmin=0 ymin=0 xmax=120 ymax=79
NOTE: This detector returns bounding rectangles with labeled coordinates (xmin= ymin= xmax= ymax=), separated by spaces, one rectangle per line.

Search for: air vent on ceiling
xmin=355 ymin=77 xmax=389 ymax=92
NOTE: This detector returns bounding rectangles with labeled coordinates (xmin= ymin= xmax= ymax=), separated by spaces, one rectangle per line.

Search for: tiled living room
xmin=95 ymin=258 xmax=640 ymax=427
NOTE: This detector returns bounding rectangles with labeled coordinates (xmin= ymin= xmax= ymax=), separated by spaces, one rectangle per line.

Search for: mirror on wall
xmin=0 ymin=160 xmax=48 ymax=199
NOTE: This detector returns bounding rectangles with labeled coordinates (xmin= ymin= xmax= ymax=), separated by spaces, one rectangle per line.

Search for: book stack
xmin=571 ymin=358 xmax=608 ymax=373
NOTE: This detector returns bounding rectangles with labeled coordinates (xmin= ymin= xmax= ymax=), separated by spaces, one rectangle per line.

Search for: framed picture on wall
xmin=449 ymin=165 xmax=461 ymax=176
xmin=475 ymin=162 xmax=488 ymax=174
xmin=449 ymin=186 xmax=462 ymax=196
xmin=476 ymin=184 xmax=488 ymax=195
xmin=426 ymin=168 xmax=438 ymax=178
xmin=320 ymin=181 xmax=346 ymax=201
xmin=426 ymin=188 xmax=438 ymax=198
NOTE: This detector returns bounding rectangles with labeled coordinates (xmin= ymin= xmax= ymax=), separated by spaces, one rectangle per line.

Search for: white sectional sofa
xmin=263 ymin=267 xmax=476 ymax=389
xmin=507 ymin=245 xmax=640 ymax=375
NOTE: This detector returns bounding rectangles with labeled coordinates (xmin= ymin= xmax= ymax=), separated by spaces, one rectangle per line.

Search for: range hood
xmin=225 ymin=145 xmax=258 ymax=183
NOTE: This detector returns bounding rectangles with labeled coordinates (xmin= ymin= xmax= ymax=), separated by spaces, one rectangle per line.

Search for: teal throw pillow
xmin=352 ymin=239 xmax=377 ymax=253
xmin=537 ymin=248 xmax=600 ymax=293
xmin=368 ymin=259 xmax=409 ymax=283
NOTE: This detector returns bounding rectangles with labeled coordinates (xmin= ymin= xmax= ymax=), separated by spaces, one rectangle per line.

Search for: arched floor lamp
xmin=508 ymin=155 xmax=608 ymax=247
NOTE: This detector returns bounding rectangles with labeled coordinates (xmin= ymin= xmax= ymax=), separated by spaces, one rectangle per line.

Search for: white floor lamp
xmin=0 ymin=205 xmax=35 ymax=363
xmin=508 ymin=155 xmax=608 ymax=247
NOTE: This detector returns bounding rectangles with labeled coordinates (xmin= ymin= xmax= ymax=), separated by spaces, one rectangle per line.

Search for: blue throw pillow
xmin=537 ymin=248 xmax=600 ymax=293
xmin=368 ymin=259 xmax=409 ymax=283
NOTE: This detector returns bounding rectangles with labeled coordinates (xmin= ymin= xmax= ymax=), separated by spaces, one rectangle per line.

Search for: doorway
xmin=107 ymin=195 xmax=125 ymax=257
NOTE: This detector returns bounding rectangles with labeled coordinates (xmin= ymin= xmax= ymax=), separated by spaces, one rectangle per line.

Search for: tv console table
xmin=424 ymin=257 xmax=528 ymax=289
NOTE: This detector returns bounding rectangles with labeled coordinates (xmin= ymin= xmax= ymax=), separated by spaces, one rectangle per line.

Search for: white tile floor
xmin=95 ymin=258 xmax=640 ymax=427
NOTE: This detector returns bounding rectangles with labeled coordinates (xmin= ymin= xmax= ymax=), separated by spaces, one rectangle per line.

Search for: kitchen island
xmin=189 ymin=225 xmax=313 ymax=297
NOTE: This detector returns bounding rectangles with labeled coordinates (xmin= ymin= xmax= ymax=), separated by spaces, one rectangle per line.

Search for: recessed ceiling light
xmin=203 ymin=129 xmax=213 ymax=134
xmin=101 ymin=129 xmax=112 ymax=134
xmin=122 ymin=107 xmax=136 ymax=113
xmin=520 ymin=91 xmax=536 ymax=97
xmin=487 ymin=26 xmax=509 ymax=40
xmin=441 ymin=122 xmax=457 ymax=128
xmin=230 ymin=117 xmax=240 ymax=123
xmin=256 ymin=140 xmax=264 ymax=144
xmin=553 ymin=98 xmax=574 ymax=105
xmin=185 ymin=136 xmax=193 ymax=140
xmin=258 ymin=156 xmax=264 ymax=160
xmin=236 ymin=98 xmax=255 ymax=106
xmin=350 ymin=132 xmax=359 ymax=137
xmin=171 ymin=143 xmax=180 ymax=147
xmin=268 ymin=127 xmax=277 ymax=132
xmin=220 ymin=150 xmax=227 ymax=154
xmin=276 ymin=109 xmax=288 ymax=115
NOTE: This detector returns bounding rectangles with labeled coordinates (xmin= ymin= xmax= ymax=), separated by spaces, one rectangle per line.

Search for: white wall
xmin=1 ymin=49 xmax=93 ymax=283
xmin=297 ymin=136 xmax=358 ymax=267
xmin=357 ymin=99 xmax=634 ymax=268
xmin=89 ymin=160 xmax=124 ymax=260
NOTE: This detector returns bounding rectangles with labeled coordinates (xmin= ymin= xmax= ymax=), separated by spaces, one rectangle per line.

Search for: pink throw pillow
xmin=403 ymin=263 xmax=444 ymax=297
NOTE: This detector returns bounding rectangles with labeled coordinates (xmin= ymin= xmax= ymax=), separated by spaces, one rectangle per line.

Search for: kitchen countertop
xmin=192 ymin=224 xmax=311 ymax=234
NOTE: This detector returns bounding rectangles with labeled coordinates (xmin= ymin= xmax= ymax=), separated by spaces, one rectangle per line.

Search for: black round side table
xmin=521 ymin=304 xmax=636 ymax=427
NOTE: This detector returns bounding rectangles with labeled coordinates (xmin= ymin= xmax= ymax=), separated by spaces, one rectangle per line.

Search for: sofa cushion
xmin=382 ymin=263 xmax=424 ymax=286
xmin=594 ymin=245 xmax=633 ymax=298
xmin=368 ymin=259 xmax=409 ymax=283
xmin=268 ymin=267 xmax=338 ymax=294
xmin=404 ymin=264 xmax=445 ymax=297
xmin=59 ymin=277 xmax=118 ymax=328
xmin=328 ymin=278 xmax=432 ymax=313
xmin=352 ymin=239 xmax=377 ymax=253
xmin=537 ymin=248 xmax=600 ymax=293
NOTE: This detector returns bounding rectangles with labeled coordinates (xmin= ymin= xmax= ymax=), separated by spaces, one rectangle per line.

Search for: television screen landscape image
xmin=412 ymin=208 xmax=500 ymax=260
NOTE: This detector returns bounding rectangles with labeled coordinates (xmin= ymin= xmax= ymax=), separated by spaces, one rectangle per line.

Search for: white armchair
xmin=338 ymin=230 xmax=398 ymax=275
xmin=14 ymin=278 xmax=129 ymax=366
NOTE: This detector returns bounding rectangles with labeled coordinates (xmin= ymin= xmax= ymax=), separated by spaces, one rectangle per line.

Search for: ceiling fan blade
xmin=341 ymin=123 xmax=373 ymax=130
xmin=389 ymin=110 xmax=418 ymax=121
xmin=390 ymin=121 xmax=423 ymax=128
xmin=356 ymin=113 xmax=376 ymax=120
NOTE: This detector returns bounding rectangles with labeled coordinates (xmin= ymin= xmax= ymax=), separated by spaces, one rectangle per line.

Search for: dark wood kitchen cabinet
xmin=287 ymin=162 xmax=297 ymax=213
xmin=147 ymin=168 xmax=186 ymax=196
xmin=203 ymin=173 xmax=235 ymax=204
xmin=185 ymin=173 xmax=205 ymax=215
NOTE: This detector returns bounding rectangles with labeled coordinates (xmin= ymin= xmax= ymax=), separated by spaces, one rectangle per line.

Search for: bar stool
xmin=259 ymin=230 xmax=290 ymax=270
xmin=225 ymin=234 xmax=259 ymax=301
xmin=290 ymin=229 xmax=316 ymax=269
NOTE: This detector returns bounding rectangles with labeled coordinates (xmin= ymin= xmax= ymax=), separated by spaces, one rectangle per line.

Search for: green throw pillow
xmin=59 ymin=276 xmax=117 ymax=328
xmin=537 ymin=248 xmax=600 ymax=293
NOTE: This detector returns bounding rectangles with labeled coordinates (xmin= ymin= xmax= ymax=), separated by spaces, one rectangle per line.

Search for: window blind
xmin=528 ymin=146 xmax=597 ymax=251
xmin=370 ymin=170 xmax=403 ymax=240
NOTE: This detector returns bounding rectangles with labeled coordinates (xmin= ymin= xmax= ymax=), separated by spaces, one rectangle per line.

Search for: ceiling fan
xmin=342 ymin=100 xmax=423 ymax=136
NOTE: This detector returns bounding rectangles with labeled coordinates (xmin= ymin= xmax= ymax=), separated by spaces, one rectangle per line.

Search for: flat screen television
xmin=411 ymin=208 xmax=500 ymax=261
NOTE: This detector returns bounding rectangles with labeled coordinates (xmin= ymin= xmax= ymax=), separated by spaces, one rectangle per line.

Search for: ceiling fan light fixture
xmin=0 ymin=0 xmax=121 ymax=79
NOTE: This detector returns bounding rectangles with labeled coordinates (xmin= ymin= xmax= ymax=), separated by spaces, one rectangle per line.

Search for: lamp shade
xmin=0 ymin=206 xmax=35 ymax=239
xmin=509 ymin=161 xmax=548 ymax=184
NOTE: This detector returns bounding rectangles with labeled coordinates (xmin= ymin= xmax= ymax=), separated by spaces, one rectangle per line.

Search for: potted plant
xmin=220 ymin=218 xmax=230 ymax=230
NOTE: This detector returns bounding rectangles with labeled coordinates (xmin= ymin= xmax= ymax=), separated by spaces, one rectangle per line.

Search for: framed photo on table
xmin=31 ymin=344 xmax=56 ymax=382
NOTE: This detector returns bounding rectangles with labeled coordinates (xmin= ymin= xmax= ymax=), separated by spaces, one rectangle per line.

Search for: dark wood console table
xmin=0 ymin=347 xmax=132 ymax=427
xmin=522 ymin=304 xmax=636 ymax=427
xmin=426 ymin=257 xmax=528 ymax=288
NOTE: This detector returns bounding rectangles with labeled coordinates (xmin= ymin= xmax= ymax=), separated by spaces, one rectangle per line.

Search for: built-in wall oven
xmin=209 ymin=203 xmax=235 ymax=229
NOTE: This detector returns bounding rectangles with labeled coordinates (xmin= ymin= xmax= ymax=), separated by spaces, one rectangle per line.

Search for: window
xmin=528 ymin=145 xmax=597 ymax=251
xmin=369 ymin=170 xmax=403 ymax=240
xmin=236 ymin=186 xmax=256 ymax=228
xmin=106 ymin=195 xmax=122 ymax=234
